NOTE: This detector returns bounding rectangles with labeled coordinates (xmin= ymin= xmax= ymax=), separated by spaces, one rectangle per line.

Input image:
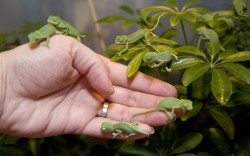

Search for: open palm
xmin=0 ymin=35 xmax=177 ymax=139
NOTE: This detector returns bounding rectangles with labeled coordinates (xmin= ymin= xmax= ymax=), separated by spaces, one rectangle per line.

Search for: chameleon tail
xmin=149 ymin=12 xmax=166 ymax=31
xmin=117 ymin=41 xmax=129 ymax=56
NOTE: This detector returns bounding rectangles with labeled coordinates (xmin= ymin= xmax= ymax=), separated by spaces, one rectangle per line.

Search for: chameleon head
xmin=101 ymin=122 xmax=113 ymax=132
xmin=47 ymin=15 xmax=61 ymax=26
xmin=143 ymin=52 xmax=158 ymax=64
xmin=28 ymin=31 xmax=42 ymax=42
xmin=115 ymin=35 xmax=128 ymax=44
xmin=180 ymin=99 xmax=193 ymax=111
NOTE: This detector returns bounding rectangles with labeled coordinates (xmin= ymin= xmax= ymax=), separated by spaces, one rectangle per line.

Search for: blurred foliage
xmin=1 ymin=0 xmax=250 ymax=156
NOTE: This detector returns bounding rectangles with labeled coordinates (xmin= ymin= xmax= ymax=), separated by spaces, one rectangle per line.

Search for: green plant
xmin=99 ymin=0 xmax=250 ymax=155
xmin=1 ymin=0 xmax=250 ymax=155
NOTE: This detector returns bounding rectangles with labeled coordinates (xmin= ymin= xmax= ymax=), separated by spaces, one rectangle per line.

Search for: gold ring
xmin=99 ymin=101 xmax=109 ymax=118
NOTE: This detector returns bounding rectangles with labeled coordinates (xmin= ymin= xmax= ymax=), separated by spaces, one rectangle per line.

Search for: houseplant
xmin=0 ymin=0 xmax=250 ymax=155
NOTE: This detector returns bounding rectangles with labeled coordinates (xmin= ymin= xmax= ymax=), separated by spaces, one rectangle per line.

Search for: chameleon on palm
xmin=47 ymin=15 xmax=85 ymax=42
xmin=115 ymin=12 xmax=166 ymax=56
xmin=131 ymin=97 xmax=193 ymax=122
xmin=101 ymin=121 xmax=150 ymax=139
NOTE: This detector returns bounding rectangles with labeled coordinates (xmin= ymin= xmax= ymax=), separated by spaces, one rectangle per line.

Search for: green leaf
xmin=186 ymin=7 xmax=210 ymax=13
xmin=104 ymin=44 xmax=126 ymax=56
xmin=181 ymin=102 xmax=203 ymax=121
xmin=178 ymin=154 xmax=197 ymax=156
xmin=182 ymin=0 xmax=200 ymax=10
xmin=170 ymin=14 xmax=182 ymax=26
xmin=197 ymin=152 xmax=213 ymax=156
xmin=121 ymin=19 xmax=135 ymax=28
xmin=222 ymin=63 xmax=250 ymax=84
xmin=182 ymin=11 xmax=199 ymax=22
xmin=127 ymin=52 xmax=146 ymax=77
xmin=0 ymin=144 xmax=34 ymax=156
xmin=118 ymin=144 xmax=157 ymax=156
xmin=165 ymin=0 xmax=178 ymax=9
xmin=172 ymin=132 xmax=203 ymax=154
xmin=205 ymin=42 xmax=220 ymax=59
xmin=123 ymin=45 xmax=148 ymax=61
xmin=140 ymin=6 xmax=174 ymax=13
xmin=218 ymin=49 xmax=238 ymax=61
xmin=160 ymin=27 xmax=179 ymax=39
xmin=119 ymin=5 xmax=134 ymax=15
xmin=162 ymin=123 xmax=176 ymax=150
xmin=232 ymin=92 xmax=250 ymax=104
xmin=222 ymin=51 xmax=250 ymax=63
xmin=152 ymin=45 xmax=177 ymax=54
xmin=211 ymin=69 xmax=232 ymax=104
xmin=149 ymin=36 xmax=177 ymax=45
xmin=208 ymin=128 xmax=231 ymax=156
xmin=236 ymin=134 xmax=250 ymax=156
xmin=175 ymin=46 xmax=206 ymax=58
xmin=233 ymin=0 xmax=247 ymax=15
xmin=182 ymin=63 xmax=210 ymax=86
xmin=209 ymin=108 xmax=235 ymax=139
xmin=97 ymin=16 xmax=126 ymax=24
xmin=196 ymin=27 xmax=219 ymax=42
xmin=171 ymin=56 xmax=204 ymax=70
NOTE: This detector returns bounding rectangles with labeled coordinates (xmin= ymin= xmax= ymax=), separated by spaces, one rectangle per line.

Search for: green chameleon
xmin=114 ymin=12 xmax=165 ymax=56
xmin=131 ymin=97 xmax=193 ymax=122
xmin=28 ymin=24 xmax=62 ymax=46
xmin=101 ymin=121 xmax=150 ymax=139
xmin=47 ymin=15 xmax=85 ymax=42
xmin=143 ymin=51 xmax=173 ymax=71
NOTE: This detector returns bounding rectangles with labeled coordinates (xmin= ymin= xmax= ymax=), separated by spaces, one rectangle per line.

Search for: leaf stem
xmin=180 ymin=19 xmax=188 ymax=46
xmin=87 ymin=0 xmax=106 ymax=51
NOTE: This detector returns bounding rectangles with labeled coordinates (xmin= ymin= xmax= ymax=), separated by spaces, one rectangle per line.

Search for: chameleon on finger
xmin=115 ymin=12 xmax=165 ymax=56
xmin=47 ymin=15 xmax=85 ymax=42
xmin=28 ymin=24 xmax=62 ymax=46
xmin=131 ymin=97 xmax=193 ymax=122
xmin=101 ymin=121 xmax=150 ymax=139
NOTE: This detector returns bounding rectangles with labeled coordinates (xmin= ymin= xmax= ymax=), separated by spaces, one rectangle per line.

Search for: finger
xmin=72 ymin=42 xmax=114 ymax=96
xmin=105 ymin=102 xmax=175 ymax=126
xmin=102 ymin=57 xmax=177 ymax=97
xmin=81 ymin=117 xmax=154 ymax=140
xmin=106 ymin=86 xmax=164 ymax=108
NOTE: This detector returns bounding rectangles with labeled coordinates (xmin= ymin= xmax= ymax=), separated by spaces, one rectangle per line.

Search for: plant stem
xmin=180 ymin=19 xmax=188 ymax=46
xmin=87 ymin=0 xmax=106 ymax=51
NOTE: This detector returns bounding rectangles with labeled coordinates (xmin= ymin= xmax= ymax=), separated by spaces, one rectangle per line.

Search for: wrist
xmin=0 ymin=52 xmax=7 ymax=122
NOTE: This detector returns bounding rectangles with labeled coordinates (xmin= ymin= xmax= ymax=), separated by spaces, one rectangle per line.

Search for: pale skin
xmin=0 ymin=35 xmax=177 ymax=139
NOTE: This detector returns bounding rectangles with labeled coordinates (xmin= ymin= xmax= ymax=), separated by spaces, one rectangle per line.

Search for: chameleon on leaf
xmin=143 ymin=51 xmax=173 ymax=71
xmin=47 ymin=15 xmax=85 ymax=42
xmin=101 ymin=121 xmax=150 ymax=139
xmin=28 ymin=24 xmax=62 ymax=46
xmin=115 ymin=12 xmax=165 ymax=56
xmin=131 ymin=97 xmax=193 ymax=122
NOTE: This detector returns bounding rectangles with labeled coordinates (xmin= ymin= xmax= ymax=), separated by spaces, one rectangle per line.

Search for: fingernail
xmin=150 ymin=127 xmax=155 ymax=134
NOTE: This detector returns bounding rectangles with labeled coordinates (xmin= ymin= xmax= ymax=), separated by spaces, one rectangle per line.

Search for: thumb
xmin=72 ymin=43 xmax=114 ymax=96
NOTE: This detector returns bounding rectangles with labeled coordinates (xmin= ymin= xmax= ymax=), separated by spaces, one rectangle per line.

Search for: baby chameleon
xmin=28 ymin=24 xmax=62 ymax=46
xmin=115 ymin=12 xmax=166 ymax=56
xmin=131 ymin=97 xmax=193 ymax=122
xmin=101 ymin=122 xmax=150 ymax=139
xmin=47 ymin=15 xmax=85 ymax=42
xmin=143 ymin=51 xmax=173 ymax=71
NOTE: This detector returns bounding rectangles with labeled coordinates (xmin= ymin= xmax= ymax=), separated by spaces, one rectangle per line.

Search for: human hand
xmin=0 ymin=35 xmax=177 ymax=139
